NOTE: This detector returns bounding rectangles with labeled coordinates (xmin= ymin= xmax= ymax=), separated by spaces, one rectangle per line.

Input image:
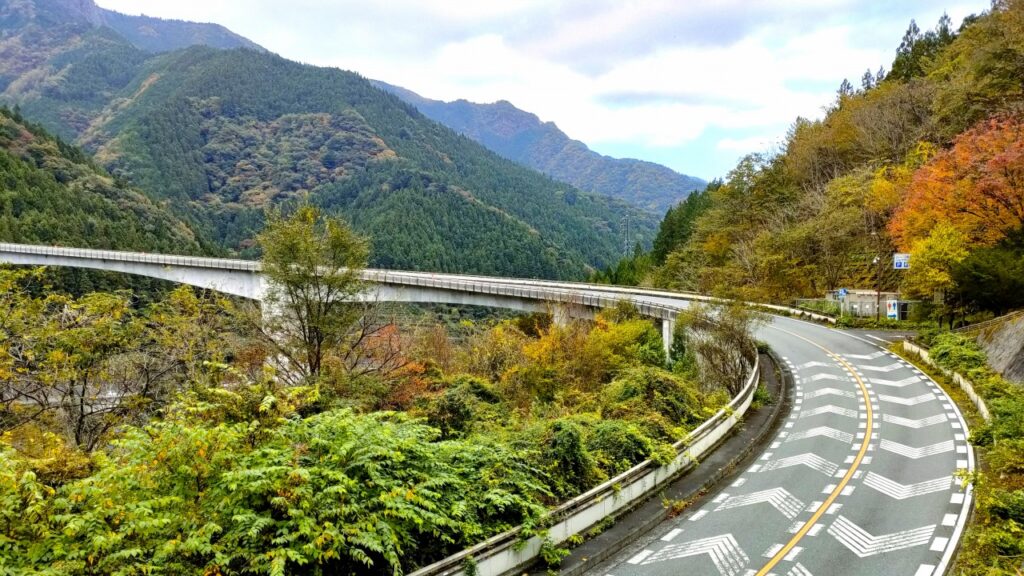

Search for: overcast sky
xmin=96 ymin=1 xmax=989 ymax=180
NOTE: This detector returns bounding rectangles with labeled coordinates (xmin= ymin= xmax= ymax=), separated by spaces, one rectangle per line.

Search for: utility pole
xmin=875 ymin=255 xmax=881 ymax=321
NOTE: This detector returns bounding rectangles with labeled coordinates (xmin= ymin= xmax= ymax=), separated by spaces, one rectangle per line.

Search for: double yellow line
xmin=755 ymin=326 xmax=874 ymax=575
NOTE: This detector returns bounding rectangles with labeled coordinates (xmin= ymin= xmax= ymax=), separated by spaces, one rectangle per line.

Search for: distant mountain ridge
xmin=17 ymin=0 xmax=263 ymax=53
xmin=0 ymin=0 xmax=657 ymax=280
xmin=373 ymin=81 xmax=705 ymax=214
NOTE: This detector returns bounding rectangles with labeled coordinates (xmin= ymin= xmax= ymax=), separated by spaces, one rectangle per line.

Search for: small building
xmin=826 ymin=289 xmax=902 ymax=319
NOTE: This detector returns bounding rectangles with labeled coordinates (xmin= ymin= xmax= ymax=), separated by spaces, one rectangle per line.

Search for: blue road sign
xmin=894 ymin=253 xmax=910 ymax=270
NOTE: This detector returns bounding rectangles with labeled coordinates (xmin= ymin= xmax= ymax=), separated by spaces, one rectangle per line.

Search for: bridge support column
xmin=661 ymin=317 xmax=675 ymax=361
xmin=552 ymin=304 xmax=571 ymax=328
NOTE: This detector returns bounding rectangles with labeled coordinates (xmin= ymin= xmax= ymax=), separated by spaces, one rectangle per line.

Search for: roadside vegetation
xmin=0 ymin=207 xmax=760 ymax=575
xmin=904 ymin=332 xmax=1024 ymax=575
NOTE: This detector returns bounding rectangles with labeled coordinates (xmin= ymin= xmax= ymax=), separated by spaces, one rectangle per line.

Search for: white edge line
xmin=932 ymin=368 xmax=975 ymax=576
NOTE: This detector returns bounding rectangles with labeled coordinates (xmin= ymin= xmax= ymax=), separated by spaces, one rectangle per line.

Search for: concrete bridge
xmin=0 ymin=243 xmax=685 ymax=355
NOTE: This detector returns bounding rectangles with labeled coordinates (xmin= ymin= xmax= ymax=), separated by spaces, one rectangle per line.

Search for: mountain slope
xmin=0 ymin=105 xmax=200 ymax=251
xmin=374 ymin=81 xmax=705 ymax=214
xmin=97 ymin=9 xmax=263 ymax=53
xmin=0 ymin=1 xmax=655 ymax=279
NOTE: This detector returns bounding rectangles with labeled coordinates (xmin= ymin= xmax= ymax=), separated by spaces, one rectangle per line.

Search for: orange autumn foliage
xmin=891 ymin=116 xmax=1024 ymax=250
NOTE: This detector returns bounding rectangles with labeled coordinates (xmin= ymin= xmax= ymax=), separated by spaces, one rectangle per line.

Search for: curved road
xmin=584 ymin=313 xmax=972 ymax=576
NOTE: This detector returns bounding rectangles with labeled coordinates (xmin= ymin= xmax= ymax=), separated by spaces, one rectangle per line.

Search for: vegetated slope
xmin=645 ymin=5 xmax=1024 ymax=323
xmin=0 ymin=0 xmax=257 ymax=141
xmin=0 ymin=1 xmax=656 ymax=279
xmin=0 ymin=105 xmax=204 ymax=292
xmin=0 ymin=106 xmax=199 ymax=250
xmin=96 ymin=9 xmax=263 ymax=54
xmin=374 ymin=81 xmax=705 ymax=214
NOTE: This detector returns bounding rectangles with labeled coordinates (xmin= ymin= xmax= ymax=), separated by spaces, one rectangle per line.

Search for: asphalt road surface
xmin=587 ymin=315 xmax=972 ymax=576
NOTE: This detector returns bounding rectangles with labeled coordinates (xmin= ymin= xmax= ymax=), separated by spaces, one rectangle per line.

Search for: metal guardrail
xmin=902 ymin=341 xmax=991 ymax=422
xmin=953 ymin=309 xmax=1024 ymax=335
xmin=0 ymin=243 xmax=260 ymax=271
xmin=0 ymin=243 xmax=836 ymax=324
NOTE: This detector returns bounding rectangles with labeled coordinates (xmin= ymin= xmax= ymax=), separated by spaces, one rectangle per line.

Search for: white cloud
xmin=95 ymin=0 xmax=992 ymax=178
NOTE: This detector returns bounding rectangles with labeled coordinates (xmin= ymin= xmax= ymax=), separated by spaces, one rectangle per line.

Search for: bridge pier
xmin=661 ymin=317 xmax=675 ymax=360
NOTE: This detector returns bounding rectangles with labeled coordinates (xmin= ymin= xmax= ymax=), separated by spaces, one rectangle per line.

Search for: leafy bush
xmin=0 ymin=407 xmax=552 ymax=575
xmin=542 ymin=419 xmax=601 ymax=499
xmin=586 ymin=420 xmax=655 ymax=475
xmin=603 ymin=366 xmax=704 ymax=440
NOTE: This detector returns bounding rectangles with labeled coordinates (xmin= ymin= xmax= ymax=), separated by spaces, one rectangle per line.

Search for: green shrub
xmin=603 ymin=366 xmax=703 ymax=440
xmin=587 ymin=420 xmax=654 ymax=475
xmin=542 ymin=419 xmax=600 ymax=498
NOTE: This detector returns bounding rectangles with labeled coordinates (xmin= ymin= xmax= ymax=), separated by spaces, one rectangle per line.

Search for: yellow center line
xmin=755 ymin=325 xmax=874 ymax=576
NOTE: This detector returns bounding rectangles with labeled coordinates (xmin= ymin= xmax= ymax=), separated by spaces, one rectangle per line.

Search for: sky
xmin=96 ymin=1 xmax=990 ymax=181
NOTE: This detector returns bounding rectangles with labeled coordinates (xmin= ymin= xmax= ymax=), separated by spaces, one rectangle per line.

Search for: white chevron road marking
xmin=862 ymin=472 xmax=954 ymax=500
xmin=798 ymin=361 xmax=832 ymax=369
xmin=827 ymin=515 xmax=935 ymax=557
xmin=869 ymin=376 xmax=923 ymax=388
xmin=761 ymin=453 xmax=839 ymax=476
xmin=787 ymin=562 xmax=814 ymax=576
xmin=878 ymin=393 xmax=936 ymax=406
xmin=641 ymin=533 xmax=749 ymax=575
xmin=800 ymin=405 xmax=858 ymax=419
xmin=845 ymin=351 xmax=887 ymax=360
xmin=880 ymin=439 xmax=955 ymax=459
xmin=715 ymin=487 xmax=805 ymax=519
xmin=786 ymin=426 xmax=855 ymax=444
xmin=808 ymin=373 xmax=845 ymax=382
xmin=858 ymin=362 xmax=904 ymax=373
xmin=804 ymin=387 xmax=856 ymax=399
xmin=882 ymin=414 xmax=948 ymax=428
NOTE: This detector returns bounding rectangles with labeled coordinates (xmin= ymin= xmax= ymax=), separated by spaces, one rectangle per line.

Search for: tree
xmin=0 ymin=269 xmax=233 ymax=452
xmin=902 ymin=223 xmax=970 ymax=301
xmin=951 ymin=228 xmax=1024 ymax=314
xmin=674 ymin=304 xmax=761 ymax=395
xmin=891 ymin=116 xmax=1024 ymax=250
xmin=258 ymin=203 xmax=399 ymax=384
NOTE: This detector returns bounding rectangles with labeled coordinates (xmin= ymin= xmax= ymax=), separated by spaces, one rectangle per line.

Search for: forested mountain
xmin=95 ymin=9 xmax=263 ymax=54
xmin=0 ymin=0 xmax=654 ymax=279
xmin=374 ymin=81 xmax=705 ymax=214
xmin=639 ymin=3 xmax=1024 ymax=320
xmin=0 ymin=105 xmax=204 ymax=292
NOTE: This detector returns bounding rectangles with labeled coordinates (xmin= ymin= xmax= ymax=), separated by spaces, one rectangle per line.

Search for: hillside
xmin=96 ymin=9 xmax=263 ymax=54
xmin=0 ymin=105 xmax=204 ymax=291
xmin=0 ymin=0 xmax=655 ymax=279
xmin=0 ymin=106 xmax=200 ymax=250
xmin=374 ymin=81 xmax=705 ymax=214
xmin=640 ymin=4 xmax=1024 ymax=324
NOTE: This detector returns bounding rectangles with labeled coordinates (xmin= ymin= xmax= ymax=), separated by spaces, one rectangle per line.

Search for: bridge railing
xmin=0 ymin=243 xmax=260 ymax=272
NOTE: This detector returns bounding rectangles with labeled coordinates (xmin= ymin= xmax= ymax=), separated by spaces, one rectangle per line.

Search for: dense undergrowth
xmin=914 ymin=332 xmax=1024 ymax=575
xmin=0 ymin=270 xmax=753 ymax=575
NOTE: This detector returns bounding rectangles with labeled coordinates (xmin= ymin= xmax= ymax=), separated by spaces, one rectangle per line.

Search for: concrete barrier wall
xmin=902 ymin=341 xmax=991 ymax=422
